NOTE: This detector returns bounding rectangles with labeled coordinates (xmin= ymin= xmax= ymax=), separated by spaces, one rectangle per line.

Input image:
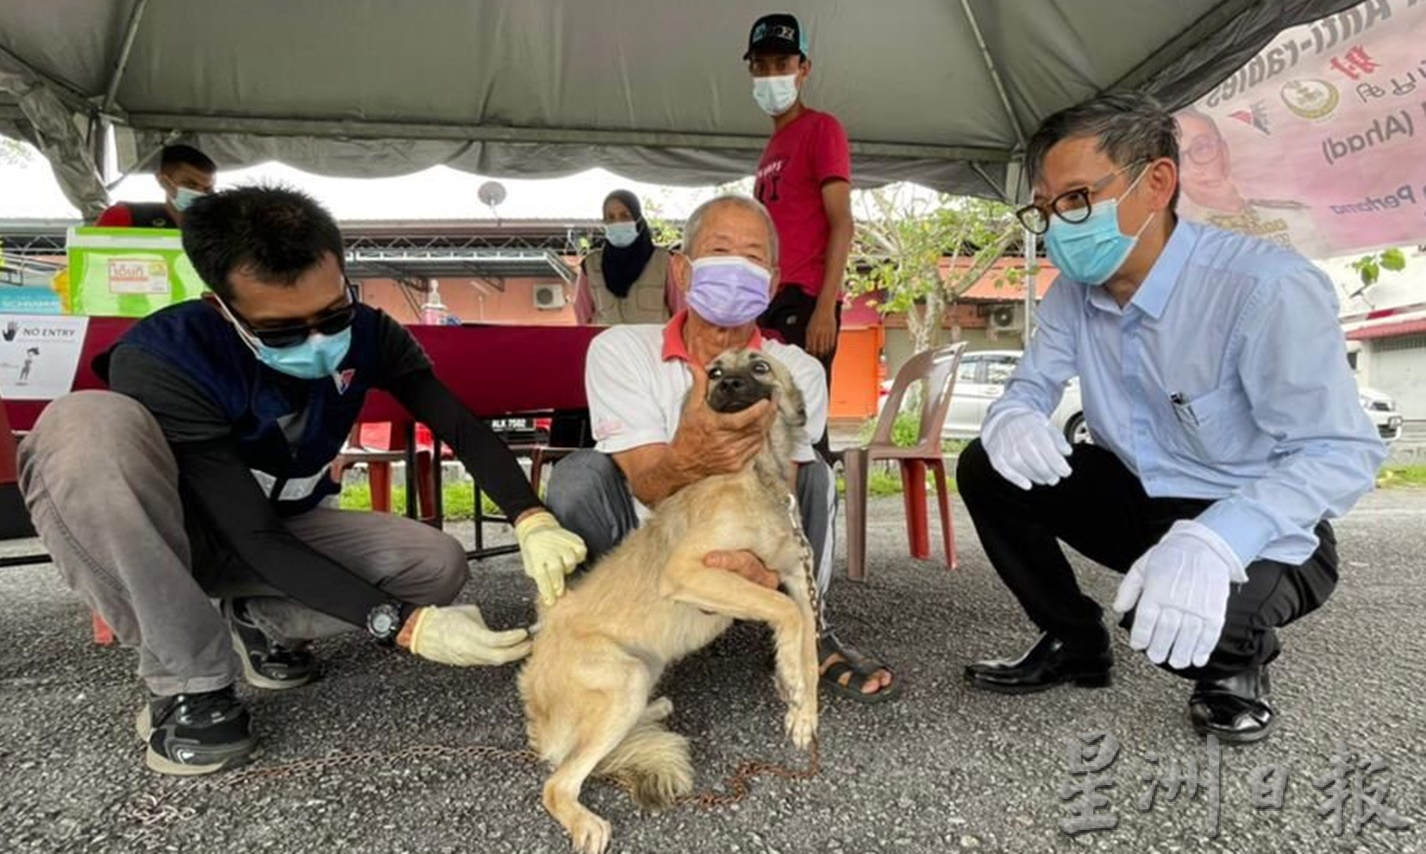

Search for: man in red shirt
xmin=746 ymin=12 xmax=854 ymax=456
xmin=95 ymin=144 xmax=218 ymax=229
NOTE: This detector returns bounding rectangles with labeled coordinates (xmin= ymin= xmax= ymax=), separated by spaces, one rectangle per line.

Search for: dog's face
xmin=705 ymin=349 xmax=806 ymax=427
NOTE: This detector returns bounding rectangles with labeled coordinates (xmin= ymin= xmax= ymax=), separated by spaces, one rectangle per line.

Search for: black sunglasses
xmin=228 ymin=283 xmax=358 ymax=349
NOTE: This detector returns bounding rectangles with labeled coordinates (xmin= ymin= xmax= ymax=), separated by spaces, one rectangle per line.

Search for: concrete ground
xmin=1 ymin=487 xmax=1422 ymax=854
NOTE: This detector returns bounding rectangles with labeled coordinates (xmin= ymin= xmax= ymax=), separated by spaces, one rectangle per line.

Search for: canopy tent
xmin=0 ymin=0 xmax=1362 ymax=220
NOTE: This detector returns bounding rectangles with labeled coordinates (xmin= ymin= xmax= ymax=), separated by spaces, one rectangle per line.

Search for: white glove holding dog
xmin=1112 ymin=520 xmax=1248 ymax=670
xmin=981 ymin=404 xmax=1073 ymax=490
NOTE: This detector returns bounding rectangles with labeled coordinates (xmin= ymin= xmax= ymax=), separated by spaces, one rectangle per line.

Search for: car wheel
xmin=1065 ymin=414 xmax=1092 ymax=445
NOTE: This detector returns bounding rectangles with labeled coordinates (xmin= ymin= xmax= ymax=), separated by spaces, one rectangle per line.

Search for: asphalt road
xmin=1 ymin=489 xmax=1422 ymax=854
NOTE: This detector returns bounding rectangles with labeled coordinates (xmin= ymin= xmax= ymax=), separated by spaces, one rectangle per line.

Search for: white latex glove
xmin=403 ymin=604 xmax=532 ymax=666
xmin=514 ymin=510 xmax=587 ymax=605
xmin=1112 ymin=520 xmax=1249 ymax=669
xmin=981 ymin=404 xmax=1073 ymax=490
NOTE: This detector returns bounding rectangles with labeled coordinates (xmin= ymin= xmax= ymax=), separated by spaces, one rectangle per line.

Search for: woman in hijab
xmin=572 ymin=190 xmax=682 ymax=325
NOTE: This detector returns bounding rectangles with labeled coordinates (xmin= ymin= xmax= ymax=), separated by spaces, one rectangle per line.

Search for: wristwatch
xmin=367 ymin=602 xmax=404 ymax=646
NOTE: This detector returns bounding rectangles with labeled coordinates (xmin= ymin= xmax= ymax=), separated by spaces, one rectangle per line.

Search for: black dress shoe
xmin=1188 ymin=666 xmax=1276 ymax=744
xmin=964 ymin=632 xmax=1113 ymax=694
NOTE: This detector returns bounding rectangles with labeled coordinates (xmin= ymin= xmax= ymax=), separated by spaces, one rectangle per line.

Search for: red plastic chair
xmin=334 ymin=422 xmax=436 ymax=520
xmin=841 ymin=342 xmax=968 ymax=582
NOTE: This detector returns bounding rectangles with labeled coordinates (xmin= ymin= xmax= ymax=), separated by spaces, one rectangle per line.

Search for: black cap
xmin=743 ymin=13 xmax=808 ymax=60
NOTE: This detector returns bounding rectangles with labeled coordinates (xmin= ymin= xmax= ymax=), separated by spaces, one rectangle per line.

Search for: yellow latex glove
xmin=402 ymin=604 xmax=532 ymax=666
xmin=514 ymin=510 xmax=587 ymax=605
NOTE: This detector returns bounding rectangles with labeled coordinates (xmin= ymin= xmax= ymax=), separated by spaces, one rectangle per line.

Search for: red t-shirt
xmin=753 ymin=109 xmax=851 ymax=297
xmin=94 ymin=202 xmax=178 ymax=229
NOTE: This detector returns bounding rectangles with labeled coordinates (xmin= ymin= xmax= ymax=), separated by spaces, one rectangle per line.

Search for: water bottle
xmin=421 ymin=280 xmax=448 ymax=325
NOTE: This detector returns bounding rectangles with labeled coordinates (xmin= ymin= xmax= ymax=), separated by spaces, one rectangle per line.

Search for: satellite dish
xmin=477 ymin=180 xmax=507 ymax=214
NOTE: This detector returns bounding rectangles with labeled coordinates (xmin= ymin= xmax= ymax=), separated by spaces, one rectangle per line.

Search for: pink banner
xmin=1175 ymin=0 xmax=1426 ymax=259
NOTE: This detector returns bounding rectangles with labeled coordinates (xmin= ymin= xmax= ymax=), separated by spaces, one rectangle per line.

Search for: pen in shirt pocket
xmin=1170 ymin=392 xmax=1199 ymax=426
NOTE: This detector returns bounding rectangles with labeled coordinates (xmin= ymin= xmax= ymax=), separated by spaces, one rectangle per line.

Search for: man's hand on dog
xmin=673 ymin=365 xmax=777 ymax=476
xmin=703 ymin=550 xmax=780 ymax=589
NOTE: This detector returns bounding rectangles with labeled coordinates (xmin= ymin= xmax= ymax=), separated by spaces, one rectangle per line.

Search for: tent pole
xmin=957 ymin=0 xmax=1026 ymax=149
xmin=1023 ymin=227 xmax=1037 ymax=346
xmin=105 ymin=131 xmax=177 ymax=190
xmin=102 ymin=0 xmax=151 ymax=113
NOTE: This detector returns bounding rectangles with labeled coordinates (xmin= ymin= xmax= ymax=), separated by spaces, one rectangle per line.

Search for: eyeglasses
xmin=1014 ymin=161 xmax=1145 ymax=235
xmin=227 ymin=282 xmax=358 ymax=349
xmin=1184 ymin=135 xmax=1223 ymax=165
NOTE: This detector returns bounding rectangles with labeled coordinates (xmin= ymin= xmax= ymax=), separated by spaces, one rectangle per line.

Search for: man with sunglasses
xmin=17 ymin=186 xmax=586 ymax=775
xmin=956 ymin=93 xmax=1384 ymax=744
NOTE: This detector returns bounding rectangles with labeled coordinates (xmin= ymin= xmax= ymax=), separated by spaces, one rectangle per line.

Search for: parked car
xmin=1359 ymin=385 xmax=1403 ymax=443
xmin=878 ymin=350 xmax=1088 ymax=444
xmin=880 ymin=349 xmax=1404 ymax=446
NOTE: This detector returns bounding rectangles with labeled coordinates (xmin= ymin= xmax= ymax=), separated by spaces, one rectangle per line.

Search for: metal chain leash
xmin=784 ymin=491 xmax=822 ymax=633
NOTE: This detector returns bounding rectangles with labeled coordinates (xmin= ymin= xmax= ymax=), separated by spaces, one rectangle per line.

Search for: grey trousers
xmin=544 ymin=450 xmax=838 ymax=625
xmin=17 ymin=391 xmax=470 ymax=696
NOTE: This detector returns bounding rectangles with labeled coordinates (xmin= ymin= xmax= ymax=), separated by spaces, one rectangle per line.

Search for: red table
xmin=4 ymin=318 xmax=602 ymax=431
xmin=3 ymin=318 xmax=606 ymax=565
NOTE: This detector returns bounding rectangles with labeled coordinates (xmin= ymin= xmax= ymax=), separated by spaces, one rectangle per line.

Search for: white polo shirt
xmin=587 ymin=311 xmax=828 ymax=466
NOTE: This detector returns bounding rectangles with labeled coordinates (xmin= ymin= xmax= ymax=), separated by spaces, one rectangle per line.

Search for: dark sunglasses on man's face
xmin=237 ymin=283 xmax=358 ymax=349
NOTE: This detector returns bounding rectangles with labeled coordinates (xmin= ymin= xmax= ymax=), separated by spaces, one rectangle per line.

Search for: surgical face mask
xmin=605 ymin=221 xmax=639 ymax=248
xmin=217 ymin=298 xmax=354 ymax=380
xmin=1043 ymin=166 xmax=1156 ymax=286
xmin=686 ymin=256 xmax=772 ymax=327
xmin=753 ymin=74 xmax=799 ymax=116
xmin=173 ymin=186 xmax=208 ymax=212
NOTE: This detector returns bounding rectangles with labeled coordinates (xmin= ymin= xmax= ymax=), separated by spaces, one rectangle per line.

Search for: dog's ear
xmin=775 ymin=365 xmax=808 ymax=428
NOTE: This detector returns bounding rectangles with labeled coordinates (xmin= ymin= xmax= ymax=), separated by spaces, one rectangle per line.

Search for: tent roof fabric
xmin=0 ymin=0 xmax=1360 ymax=203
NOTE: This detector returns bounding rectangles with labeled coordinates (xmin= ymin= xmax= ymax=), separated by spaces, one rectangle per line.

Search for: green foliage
xmin=0 ymin=136 xmax=34 ymax=166
xmin=857 ymin=410 xmax=922 ymax=448
xmin=1377 ymin=465 xmax=1426 ymax=488
xmin=1351 ymin=247 xmax=1408 ymax=287
xmin=847 ymin=186 xmax=1023 ymax=352
xmin=340 ymin=481 xmax=500 ymax=520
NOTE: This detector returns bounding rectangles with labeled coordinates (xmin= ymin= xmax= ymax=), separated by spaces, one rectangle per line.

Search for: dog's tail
xmin=594 ymin=717 xmax=694 ymax=811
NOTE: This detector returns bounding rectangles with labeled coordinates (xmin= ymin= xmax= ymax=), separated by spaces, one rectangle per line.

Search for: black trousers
xmin=757 ymin=284 xmax=842 ymax=460
xmin=956 ymin=440 xmax=1339 ymax=682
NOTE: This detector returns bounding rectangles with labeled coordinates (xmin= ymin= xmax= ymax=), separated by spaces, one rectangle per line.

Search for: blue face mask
xmin=251 ymin=329 xmax=353 ymax=380
xmin=173 ymin=186 xmax=208 ymax=212
xmin=218 ymin=299 xmax=354 ymax=380
xmin=605 ymin=221 xmax=639 ymax=248
xmin=1043 ymin=166 xmax=1155 ymax=286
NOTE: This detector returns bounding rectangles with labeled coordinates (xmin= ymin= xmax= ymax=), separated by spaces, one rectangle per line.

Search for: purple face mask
xmin=686 ymin=256 xmax=772 ymax=327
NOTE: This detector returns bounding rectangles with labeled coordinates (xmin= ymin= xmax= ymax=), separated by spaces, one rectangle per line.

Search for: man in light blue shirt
xmin=958 ymin=92 xmax=1385 ymax=744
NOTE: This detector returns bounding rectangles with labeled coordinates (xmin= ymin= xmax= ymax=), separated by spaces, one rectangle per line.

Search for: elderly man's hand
xmin=704 ymin=550 xmax=779 ymax=589
xmin=671 ymin=365 xmax=776 ymax=476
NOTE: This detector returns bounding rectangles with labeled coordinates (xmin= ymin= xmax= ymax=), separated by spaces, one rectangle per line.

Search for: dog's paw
xmin=568 ymin=812 xmax=612 ymax=854
xmin=784 ymin=703 xmax=818 ymax=751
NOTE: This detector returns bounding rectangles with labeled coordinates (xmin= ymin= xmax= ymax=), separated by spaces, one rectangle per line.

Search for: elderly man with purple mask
xmin=545 ymin=194 xmax=901 ymax=704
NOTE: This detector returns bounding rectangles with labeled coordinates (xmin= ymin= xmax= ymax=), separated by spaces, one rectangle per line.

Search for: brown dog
xmin=518 ymin=348 xmax=820 ymax=854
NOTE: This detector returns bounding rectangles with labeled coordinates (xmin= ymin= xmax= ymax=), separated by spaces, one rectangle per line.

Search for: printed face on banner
xmin=1175 ymin=0 xmax=1426 ymax=259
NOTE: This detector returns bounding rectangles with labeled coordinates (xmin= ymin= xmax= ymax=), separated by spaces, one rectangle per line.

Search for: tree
xmin=0 ymin=135 xmax=34 ymax=166
xmin=1350 ymin=247 xmax=1406 ymax=288
xmin=848 ymin=185 xmax=1022 ymax=354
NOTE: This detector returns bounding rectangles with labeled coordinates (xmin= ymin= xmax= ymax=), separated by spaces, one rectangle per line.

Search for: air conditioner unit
xmin=532 ymin=283 xmax=566 ymax=310
xmin=988 ymin=303 xmax=1024 ymax=334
